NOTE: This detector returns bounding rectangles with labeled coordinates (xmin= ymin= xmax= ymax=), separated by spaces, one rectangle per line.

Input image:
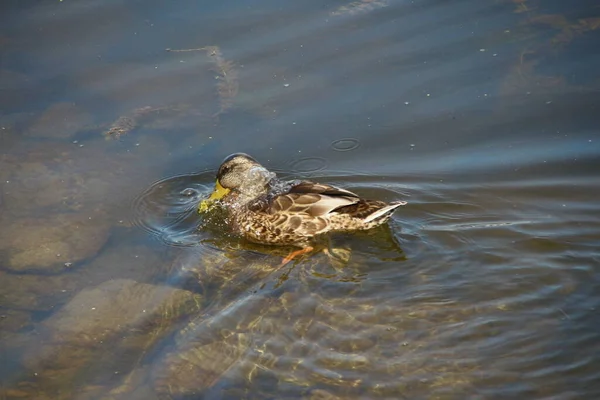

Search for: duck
xmin=199 ymin=153 xmax=406 ymax=259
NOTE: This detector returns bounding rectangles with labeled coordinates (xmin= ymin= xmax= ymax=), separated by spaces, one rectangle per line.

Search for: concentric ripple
xmin=132 ymin=171 xmax=215 ymax=246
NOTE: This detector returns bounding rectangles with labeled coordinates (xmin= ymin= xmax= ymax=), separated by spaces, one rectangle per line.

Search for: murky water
xmin=1 ymin=0 xmax=599 ymax=399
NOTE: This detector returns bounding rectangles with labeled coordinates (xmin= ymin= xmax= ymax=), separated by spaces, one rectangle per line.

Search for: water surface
xmin=1 ymin=0 xmax=599 ymax=399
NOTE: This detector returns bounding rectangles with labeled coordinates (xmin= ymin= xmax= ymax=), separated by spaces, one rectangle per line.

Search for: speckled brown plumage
xmin=200 ymin=153 xmax=407 ymax=247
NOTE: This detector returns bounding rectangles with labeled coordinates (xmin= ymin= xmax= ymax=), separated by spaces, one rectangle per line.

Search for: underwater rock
xmin=153 ymin=332 xmax=251 ymax=398
xmin=81 ymin=243 xmax=166 ymax=284
xmin=0 ymin=271 xmax=75 ymax=311
xmin=2 ymin=158 xmax=87 ymax=215
xmin=1 ymin=140 xmax=162 ymax=220
xmin=0 ymin=243 xmax=163 ymax=311
xmin=98 ymin=252 xmax=280 ymax=399
xmin=0 ymin=210 xmax=111 ymax=273
xmin=15 ymin=279 xmax=202 ymax=400
xmin=26 ymin=102 xmax=93 ymax=139
xmin=1 ymin=142 xmax=102 ymax=215
xmin=152 ymin=294 xmax=273 ymax=399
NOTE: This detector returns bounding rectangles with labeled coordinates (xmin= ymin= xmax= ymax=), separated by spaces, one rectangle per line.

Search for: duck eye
xmin=219 ymin=165 xmax=232 ymax=176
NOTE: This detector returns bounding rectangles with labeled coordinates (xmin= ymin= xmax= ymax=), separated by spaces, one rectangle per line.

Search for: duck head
xmin=200 ymin=153 xmax=275 ymax=212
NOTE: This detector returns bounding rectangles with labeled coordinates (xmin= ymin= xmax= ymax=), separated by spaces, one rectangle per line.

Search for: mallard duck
xmin=199 ymin=153 xmax=406 ymax=252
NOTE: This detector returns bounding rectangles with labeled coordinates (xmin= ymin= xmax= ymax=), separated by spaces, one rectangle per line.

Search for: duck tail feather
xmin=363 ymin=201 xmax=407 ymax=223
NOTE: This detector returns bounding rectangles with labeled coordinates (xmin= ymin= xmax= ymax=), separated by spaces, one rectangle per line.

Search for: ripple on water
xmin=289 ymin=156 xmax=329 ymax=173
xmin=330 ymin=137 xmax=360 ymax=152
xmin=132 ymin=171 xmax=215 ymax=246
xmin=234 ymin=289 xmax=484 ymax=396
xmin=126 ymin=166 xmax=600 ymax=398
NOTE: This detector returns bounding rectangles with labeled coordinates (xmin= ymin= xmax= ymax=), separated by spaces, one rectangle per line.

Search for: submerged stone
xmin=0 ymin=271 xmax=75 ymax=311
xmin=13 ymin=279 xmax=202 ymax=400
xmin=0 ymin=138 xmax=167 ymax=222
xmin=0 ymin=211 xmax=111 ymax=273
xmin=0 ymin=243 xmax=162 ymax=311
xmin=152 ymin=294 xmax=273 ymax=399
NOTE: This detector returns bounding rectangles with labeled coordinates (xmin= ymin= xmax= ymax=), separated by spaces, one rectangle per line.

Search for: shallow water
xmin=1 ymin=0 xmax=599 ymax=399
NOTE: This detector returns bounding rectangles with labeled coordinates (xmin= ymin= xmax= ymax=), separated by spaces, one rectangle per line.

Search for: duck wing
xmin=259 ymin=180 xmax=405 ymax=240
xmin=268 ymin=181 xmax=359 ymax=217
xmin=285 ymin=181 xmax=407 ymax=222
xmin=287 ymin=181 xmax=360 ymax=198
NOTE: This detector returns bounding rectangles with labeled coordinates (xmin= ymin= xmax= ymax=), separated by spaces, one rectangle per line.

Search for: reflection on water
xmin=1 ymin=0 xmax=599 ymax=399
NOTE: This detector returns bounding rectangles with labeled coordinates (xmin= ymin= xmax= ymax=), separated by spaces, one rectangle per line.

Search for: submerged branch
xmin=166 ymin=45 xmax=239 ymax=116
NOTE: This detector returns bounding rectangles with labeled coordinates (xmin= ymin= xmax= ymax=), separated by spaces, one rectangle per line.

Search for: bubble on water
xmin=180 ymin=188 xmax=198 ymax=197
xmin=249 ymin=166 xmax=275 ymax=184
xmin=290 ymin=157 xmax=328 ymax=173
xmin=331 ymin=138 xmax=360 ymax=152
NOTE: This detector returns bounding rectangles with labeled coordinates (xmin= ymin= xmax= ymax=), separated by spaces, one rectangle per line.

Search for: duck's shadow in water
xmin=165 ymin=218 xmax=407 ymax=304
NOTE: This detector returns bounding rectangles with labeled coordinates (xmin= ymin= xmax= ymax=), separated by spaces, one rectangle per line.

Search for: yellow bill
xmin=198 ymin=180 xmax=230 ymax=213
